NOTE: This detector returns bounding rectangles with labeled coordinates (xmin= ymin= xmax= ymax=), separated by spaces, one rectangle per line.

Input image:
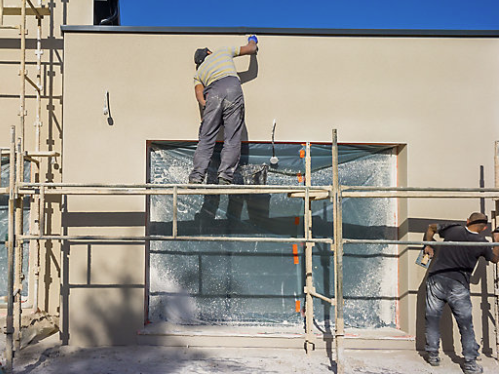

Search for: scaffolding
xmin=0 ymin=0 xmax=54 ymax=371
xmin=4 ymin=126 xmax=499 ymax=372
xmin=2 ymin=130 xmax=346 ymax=371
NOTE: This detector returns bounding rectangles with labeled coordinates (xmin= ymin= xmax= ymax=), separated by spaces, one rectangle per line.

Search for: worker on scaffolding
xmin=188 ymin=35 xmax=258 ymax=186
xmin=422 ymin=212 xmax=499 ymax=374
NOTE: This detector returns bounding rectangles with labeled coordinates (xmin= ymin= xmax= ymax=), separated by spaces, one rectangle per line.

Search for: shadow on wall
xmin=51 ymin=240 xmax=316 ymax=373
xmin=60 ymin=199 xmax=147 ymax=345
xmin=472 ymin=258 xmax=493 ymax=357
xmin=238 ymin=53 xmax=258 ymax=85
xmin=59 ymin=241 xmax=145 ymax=346
xmin=27 ymin=0 xmax=66 ymax=319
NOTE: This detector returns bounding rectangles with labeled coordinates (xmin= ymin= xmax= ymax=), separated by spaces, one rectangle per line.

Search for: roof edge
xmin=60 ymin=25 xmax=499 ymax=38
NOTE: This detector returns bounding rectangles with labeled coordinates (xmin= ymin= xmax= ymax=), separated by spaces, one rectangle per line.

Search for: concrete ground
xmin=1 ymin=333 xmax=498 ymax=374
xmin=1 ymin=314 xmax=497 ymax=373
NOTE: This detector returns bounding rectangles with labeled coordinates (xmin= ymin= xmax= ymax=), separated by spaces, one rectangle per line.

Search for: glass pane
xmin=148 ymin=142 xmax=398 ymax=329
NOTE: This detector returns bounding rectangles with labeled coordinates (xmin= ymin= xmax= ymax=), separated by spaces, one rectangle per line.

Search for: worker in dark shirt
xmin=423 ymin=212 xmax=499 ymax=374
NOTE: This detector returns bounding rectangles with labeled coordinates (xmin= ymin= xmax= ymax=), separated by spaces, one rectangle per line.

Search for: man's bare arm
xmin=194 ymin=84 xmax=206 ymax=107
xmin=491 ymin=230 xmax=499 ymax=263
xmin=423 ymin=224 xmax=438 ymax=258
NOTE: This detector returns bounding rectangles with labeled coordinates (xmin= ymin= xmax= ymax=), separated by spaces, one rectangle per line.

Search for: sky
xmin=120 ymin=0 xmax=499 ymax=30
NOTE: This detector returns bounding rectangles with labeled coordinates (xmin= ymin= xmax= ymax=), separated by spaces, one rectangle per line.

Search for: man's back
xmin=429 ymin=224 xmax=491 ymax=286
xmin=193 ymin=46 xmax=240 ymax=88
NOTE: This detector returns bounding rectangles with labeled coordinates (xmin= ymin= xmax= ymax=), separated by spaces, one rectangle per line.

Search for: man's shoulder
xmin=438 ymin=223 xmax=487 ymax=242
xmin=437 ymin=223 xmax=461 ymax=234
xmin=466 ymin=231 xmax=489 ymax=242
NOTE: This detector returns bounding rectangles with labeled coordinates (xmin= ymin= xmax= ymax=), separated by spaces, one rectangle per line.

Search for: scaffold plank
xmin=3 ymin=7 xmax=50 ymax=16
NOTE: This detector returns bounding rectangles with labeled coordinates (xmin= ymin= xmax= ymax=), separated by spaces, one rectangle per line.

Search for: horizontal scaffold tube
xmin=342 ymin=186 xmax=499 ymax=192
xmin=21 ymin=182 xmax=330 ymax=189
xmin=23 ymin=183 xmax=499 ymax=191
xmin=13 ymin=183 xmax=499 ymax=199
xmin=18 ymin=188 xmax=316 ymax=196
xmin=344 ymin=239 xmax=499 ymax=247
xmin=20 ymin=235 xmax=334 ymax=244
xmin=341 ymin=185 xmax=499 ymax=198
xmin=342 ymin=191 xmax=499 ymax=198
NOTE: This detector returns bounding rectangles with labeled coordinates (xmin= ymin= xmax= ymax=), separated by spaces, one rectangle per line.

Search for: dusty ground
xmin=1 ymin=333 xmax=498 ymax=374
xmin=0 ymin=314 xmax=497 ymax=373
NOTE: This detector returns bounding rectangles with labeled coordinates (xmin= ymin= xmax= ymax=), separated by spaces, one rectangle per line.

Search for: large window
xmin=147 ymin=142 xmax=399 ymax=329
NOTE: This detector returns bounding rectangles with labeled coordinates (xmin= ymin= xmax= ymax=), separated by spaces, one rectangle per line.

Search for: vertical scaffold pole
xmin=332 ymin=129 xmax=345 ymax=374
xmin=304 ymin=142 xmax=315 ymax=353
xmin=19 ymin=0 xmax=26 ymax=148
xmin=32 ymin=0 xmax=44 ymax=312
xmin=0 ymin=0 xmax=4 ymax=26
xmin=5 ymin=126 xmax=16 ymax=371
xmin=34 ymin=0 xmax=43 ymax=153
xmin=494 ymin=141 xmax=499 ymax=360
xmin=14 ymin=0 xmax=27 ymax=352
xmin=14 ymin=137 xmax=24 ymax=352
xmin=173 ymin=186 xmax=178 ymax=238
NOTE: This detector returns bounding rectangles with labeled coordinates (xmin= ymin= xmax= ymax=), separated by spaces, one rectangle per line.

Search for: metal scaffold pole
xmin=12 ymin=1 xmax=28 ymax=353
xmin=19 ymin=0 xmax=26 ymax=148
xmin=31 ymin=0 xmax=45 ymax=313
xmin=494 ymin=140 xmax=499 ymax=360
xmin=14 ymin=137 xmax=24 ymax=352
xmin=5 ymin=126 xmax=17 ymax=371
xmin=304 ymin=142 xmax=315 ymax=353
xmin=332 ymin=129 xmax=345 ymax=374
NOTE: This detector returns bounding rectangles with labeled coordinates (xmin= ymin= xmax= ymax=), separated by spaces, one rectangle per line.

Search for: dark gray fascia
xmin=60 ymin=25 xmax=499 ymax=38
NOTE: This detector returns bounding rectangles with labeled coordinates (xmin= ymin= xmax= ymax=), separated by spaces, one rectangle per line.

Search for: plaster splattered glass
xmin=147 ymin=142 xmax=398 ymax=329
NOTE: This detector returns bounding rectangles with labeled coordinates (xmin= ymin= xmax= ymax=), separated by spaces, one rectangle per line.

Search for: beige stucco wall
xmin=63 ymin=33 xmax=499 ymax=212
xmin=60 ymin=30 xmax=499 ymax=351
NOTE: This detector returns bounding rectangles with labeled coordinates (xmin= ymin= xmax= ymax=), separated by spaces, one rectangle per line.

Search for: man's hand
xmin=424 ymin=245 xmax=435 ymax=259
xmin=240 ymin=35 xmax=258 ymax=56
xmin=422 ymin=223 xmax=439 ymax=259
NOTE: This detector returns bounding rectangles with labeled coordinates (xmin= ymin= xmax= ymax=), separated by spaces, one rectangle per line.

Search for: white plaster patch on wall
xmin=149 ymin=266 xmax=200 ymax=324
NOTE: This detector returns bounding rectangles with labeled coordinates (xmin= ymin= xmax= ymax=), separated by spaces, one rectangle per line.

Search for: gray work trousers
xmin=425 ymin=274 xmax=480 ymax=361
xmin=189 ymin=76 xmax=245 ymax=183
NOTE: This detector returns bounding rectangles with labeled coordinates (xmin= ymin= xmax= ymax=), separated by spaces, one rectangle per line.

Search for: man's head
xmin=194 ymin=48 xmax=211 ymax=68
xmin=466 ymin=212 xmax=488 ymax=233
